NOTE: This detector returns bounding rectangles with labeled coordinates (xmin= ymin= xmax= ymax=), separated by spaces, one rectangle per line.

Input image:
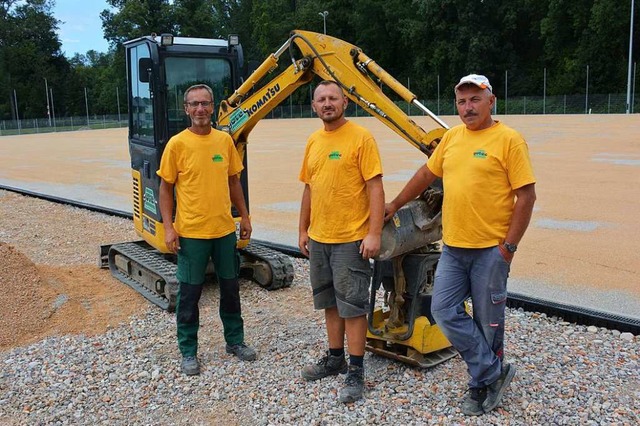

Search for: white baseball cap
xmin=455 ymin=74 xmax=492 ymax=93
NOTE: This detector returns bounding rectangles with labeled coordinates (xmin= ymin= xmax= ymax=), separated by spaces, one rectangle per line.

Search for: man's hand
xmin=384 ymin=202 xmax=398 ymax=222
xmin=298 ymin=230 xmax=310 ymax=258
xmin=360 ymin=233 xmax=381 ymax=259
xmin=497 ymin=244 xmax=514 ymax=263
xmin=164 ymin=226 xmax=180 ymax=253
xmin=239 ymin=217 xmax=252 ymax=240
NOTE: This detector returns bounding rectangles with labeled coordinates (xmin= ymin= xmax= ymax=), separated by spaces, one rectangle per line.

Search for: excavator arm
xmin=217 ymin=30 xmax=449 ymax=160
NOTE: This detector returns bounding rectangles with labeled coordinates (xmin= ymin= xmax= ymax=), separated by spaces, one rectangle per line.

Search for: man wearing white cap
xmin=384 ymin=74 xmax=536 ymax=415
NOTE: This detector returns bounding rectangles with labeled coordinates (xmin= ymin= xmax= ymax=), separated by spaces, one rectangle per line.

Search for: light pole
xmin=319 ymin=11 xmax=328 ymax=34
xmin=44 ymin=78 xmax=51 ymax=126
xmin=626 ymin=0 xmax=635 ymax=114
xmin=85 ymin=87 xmax=90 ymax=126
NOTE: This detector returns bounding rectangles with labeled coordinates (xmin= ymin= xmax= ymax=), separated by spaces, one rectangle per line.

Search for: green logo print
xmin=473 ymin=149 xmax=487 ymax=159
xmin=212 ymin=154 xmax=224 ymax=162
xmin=328 ymin=151 xmax=342 ymax=160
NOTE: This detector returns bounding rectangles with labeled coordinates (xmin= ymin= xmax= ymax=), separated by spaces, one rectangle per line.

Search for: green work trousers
xmin=175 ymin=233 xmax=244 ymax=356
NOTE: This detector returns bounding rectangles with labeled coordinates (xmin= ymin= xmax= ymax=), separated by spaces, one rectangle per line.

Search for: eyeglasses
xmin=185 ymin=101 xmax=213 ymax=108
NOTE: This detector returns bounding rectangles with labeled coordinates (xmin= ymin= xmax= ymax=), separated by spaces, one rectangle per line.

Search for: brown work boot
xmin=301 ymin=352 xmax=348 ymax=381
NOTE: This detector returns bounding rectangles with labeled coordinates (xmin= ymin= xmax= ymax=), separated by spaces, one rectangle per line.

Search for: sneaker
xmin=482 ymin=363 xmax=516 ymax=413
xmin=338 ymin=365 xmax=365 ymax=403
xmin=181 ymin=356 xmax=200 ymax=376
xmin=226 ymin=343 xmax=257 ymax=361
xmin=301 ymin=352 xmax=348 ymax=381
xmin=461 ymin=387 xmax=487 ymax=416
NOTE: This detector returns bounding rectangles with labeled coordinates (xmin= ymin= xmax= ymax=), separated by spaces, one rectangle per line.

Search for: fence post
xmin=543 ymin=67 xmax=547 ymax=114
xmin=585 ymin=65 xmax=589 ymax=114
xmin=505 ymin=71 xmax=508 ymax=115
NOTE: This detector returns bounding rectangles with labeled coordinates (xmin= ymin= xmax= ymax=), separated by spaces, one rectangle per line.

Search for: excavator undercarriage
xmin=101 ymin=241 xmax=293 ymax=312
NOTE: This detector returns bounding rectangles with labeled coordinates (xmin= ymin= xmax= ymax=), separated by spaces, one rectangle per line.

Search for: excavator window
xmin=164 ymin=56 xmax=232 ymax=138
xmin=129 ymin=44 xmax=154 ymax=142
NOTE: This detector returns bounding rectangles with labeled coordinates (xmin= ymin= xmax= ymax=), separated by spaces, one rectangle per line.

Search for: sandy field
xmin=0 ymin=114 xmax=638 ymax=318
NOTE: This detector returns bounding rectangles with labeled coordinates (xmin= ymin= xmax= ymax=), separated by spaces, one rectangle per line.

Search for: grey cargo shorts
xmin=308 ymin=238 xmax=372 ymax=318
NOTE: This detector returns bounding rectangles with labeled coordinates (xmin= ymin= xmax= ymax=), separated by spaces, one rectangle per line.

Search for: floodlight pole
xmin=319 ymin=11 xmax=328 ymax=34
xmin=626 ymin=0 xmax=635 ymax=114
xmin=45 ymin=78 xmax=51 ymax=126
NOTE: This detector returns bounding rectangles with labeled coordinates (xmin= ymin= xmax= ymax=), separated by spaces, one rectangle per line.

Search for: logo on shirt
xmin=473 ymin=149 xmax=487 ymax=159
xmin=328 ymin=151 xmax=342 ymax=160
xmin=212 ymin=154 xmax=223 ymax=162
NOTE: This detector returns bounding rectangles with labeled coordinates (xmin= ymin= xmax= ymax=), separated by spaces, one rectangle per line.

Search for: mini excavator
xmin=104 ymin=30 xmax=455 ymax=367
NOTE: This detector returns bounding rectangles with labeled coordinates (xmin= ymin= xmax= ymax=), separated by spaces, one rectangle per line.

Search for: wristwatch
xmin=503 ymin=242 xmax=518 ymax=253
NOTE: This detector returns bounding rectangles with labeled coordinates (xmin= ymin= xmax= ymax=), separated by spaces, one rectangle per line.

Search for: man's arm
xmin=159 ymin=179 xmax=180 ymax=253
xmin=505 ymin=183 xmax=536 ymax=245
xmin=384 ymin=165 xmax=438 ymax=220
xmin=499 ymin=183 xmax=537 ymax=261
xmin=228 ymin=175 xmax=252 ymax=240
xmin=360 ymin=175 xmax=384 ymax=259
xmin=298 ymin=184 xmax=311 ymax=257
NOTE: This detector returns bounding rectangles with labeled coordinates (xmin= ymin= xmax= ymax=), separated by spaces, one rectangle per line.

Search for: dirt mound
xmin=0 ymin=242 xmax=148 ymax=351
xmin=0 ymin=242 xmax=58 ymax=348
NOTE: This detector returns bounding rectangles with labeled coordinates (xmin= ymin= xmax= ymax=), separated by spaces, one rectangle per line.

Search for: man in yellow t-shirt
xmin=157 ymin=84 xmax=256 ymax=376
xmin=298 ymin=80 xmax=384 ymax=403
xmin=385 ymin=74 xmax=536 ymax=415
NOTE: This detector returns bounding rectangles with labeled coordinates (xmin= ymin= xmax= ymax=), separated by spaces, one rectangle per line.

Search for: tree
xmin=0 ymin=0 xmax=66 ymax=120
xmin=101 ymin=0 xmax=177 ymax=49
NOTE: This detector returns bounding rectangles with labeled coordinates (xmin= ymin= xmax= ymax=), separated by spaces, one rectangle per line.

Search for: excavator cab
xmin=123 ymin=34 xmax=247 ymax=252
xmin=106 ymin=34 xmax=293 ymax=311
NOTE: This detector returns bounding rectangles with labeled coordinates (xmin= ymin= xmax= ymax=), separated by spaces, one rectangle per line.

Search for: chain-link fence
xmin=0 ymin=115 xmax=127 ymax=136
xmin=1 ymin=93 xmax=636 ymax=136
xmin=250 ymin=92 xmax=638 ymax=119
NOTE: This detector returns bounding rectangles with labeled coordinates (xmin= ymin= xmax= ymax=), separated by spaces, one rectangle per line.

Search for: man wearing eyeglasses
xmin=158 ymin=84 xmax=257 ymax=376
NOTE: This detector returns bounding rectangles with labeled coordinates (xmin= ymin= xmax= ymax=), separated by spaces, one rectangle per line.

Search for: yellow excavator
xmin=106 ymin=30 xmax=454 ymax=367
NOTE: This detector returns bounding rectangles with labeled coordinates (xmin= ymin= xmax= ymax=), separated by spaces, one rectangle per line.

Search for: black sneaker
xmin=461 ymin=387 xmax=487 ymax=416
xmin=301 ymin=352 xmax=348 ymax=381
xmin=181 ymin=355 xmax=200 ymax=376
xmin=226 ymin=343 xmax=257 ymax=361
xmin=338 ymin=365 xmax=365 ymax=403
xmin=482 ymin=363 xmax=516 ymax=413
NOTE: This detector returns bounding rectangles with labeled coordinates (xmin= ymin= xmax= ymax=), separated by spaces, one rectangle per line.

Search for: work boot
xmin=461 ymin=387 xmax=487 ymax=416
xmin=301 ymin=352 xmax=348 ymax=381
xmin=482 ymin=363 xmax=516 ymax=413
xmin=226 ymin=342 xmax=257 ymax=361
xmin=338 ymin=365 xmax=365 ymax=403
xmin=181 ymin=356 xmax=200 ymax=376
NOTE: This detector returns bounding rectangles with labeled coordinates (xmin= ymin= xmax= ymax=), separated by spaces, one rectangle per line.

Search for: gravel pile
xmin=0 ymin=190 xmax=638 ymax=425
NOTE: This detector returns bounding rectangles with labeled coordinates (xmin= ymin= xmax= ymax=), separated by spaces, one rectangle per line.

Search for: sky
xmin=53 ymin=0 xmax=111 ymax=57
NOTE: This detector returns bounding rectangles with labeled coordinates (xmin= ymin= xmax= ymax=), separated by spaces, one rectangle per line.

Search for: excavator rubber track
xmin=106 ymin=241 xmax=294 ymax=312
xmin=239 ymin=242 xmax=294 ymax=290
xmin=107 ymin=241 xmax=179 ymax=312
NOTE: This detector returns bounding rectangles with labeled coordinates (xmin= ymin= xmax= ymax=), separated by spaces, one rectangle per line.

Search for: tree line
xmin=1 ymin=0 xmax=637 ymax=121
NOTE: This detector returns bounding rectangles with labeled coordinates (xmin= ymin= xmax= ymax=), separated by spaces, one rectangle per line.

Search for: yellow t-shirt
xmin=157 ymin=128 xmax=244 ymax=239
xmin=427 ymin=121 xmax=536 ymax=248
xmin=299 ymin=121 xmax=383 ymax=243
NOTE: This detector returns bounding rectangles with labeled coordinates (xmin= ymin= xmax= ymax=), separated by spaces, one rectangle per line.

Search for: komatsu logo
xmin=247 ymin=84 xmax=281 ymax=117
